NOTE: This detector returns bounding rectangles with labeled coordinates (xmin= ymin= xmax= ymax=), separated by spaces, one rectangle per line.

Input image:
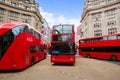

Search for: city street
xmin=0 ymin=0 xmax=120 ymax=80
xmin=0 ymin=55 xmax=120 ymax=80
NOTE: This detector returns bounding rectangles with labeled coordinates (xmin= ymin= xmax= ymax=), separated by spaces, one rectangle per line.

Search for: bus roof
xmin=0 ymin=22 xmax=28 ymax=29
xmin=80 ymin=32 xmax=120 ymax=40
xmin=80 ymin=36 xmax=102 ymax=40
xmin=53 ymin=24 xmax=74 ymax=27
xmin=0 ymin=22 xmax=27 ymax=35
xmin=0 ymin=22 xmax=40 ymax=36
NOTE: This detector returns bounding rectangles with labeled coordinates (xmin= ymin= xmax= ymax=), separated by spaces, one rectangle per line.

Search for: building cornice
xmin=81 ymin=0 xmax=120 ymax=22
xmin=0 ymin=1 xmax=42 ymax=22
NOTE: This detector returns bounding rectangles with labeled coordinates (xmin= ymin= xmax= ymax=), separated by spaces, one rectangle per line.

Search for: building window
xmin=107 ymin=20 xmax=116 ymax=26
xmin=108 ymin=28 xmax=117 ymax=34
xmin=106 ymin=0 xmax=113 ymax=3
xmin=94 ymin=0 xmax=99 ymax=1
xmin=22 ymin=14 xmax=31 ymax=19
xmin=0 ymin=8 xmax=4 ymax=14
xmin=105 ymin=9 xmax=116 ymax=15
xmin=94 ymin=3 xmax=100 ymax=8
xmin=25 ymin=6 xmax=31 ymax=10
xmin=94 ymin=23 xmax=101 ymax=28
xmin=9 ymin=11 xmax=19 ymax=17
xmin=92 ymin=12 xmax=101 ymax=18
xmin=0 ymin=0 xmax=5 ymax=2
xmin=22 ymin=19 xmax=30 ymax=24
xmin=94 ymin=30 xmax=102 ymax=36
xmin=85 ymin=22 xmax=87 ymax=25
xmin=0 ymin=17 xmax=3 ymax=24
xmin=25 ymin=0 xmax=30 ymax=3
xmin=9 ymin=19 xmax=17 ymax=22
xmin=11 ymin=2 xmax=17 ymax=7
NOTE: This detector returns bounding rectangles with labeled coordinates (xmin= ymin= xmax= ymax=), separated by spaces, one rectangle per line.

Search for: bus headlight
xmin=70 ymin=58 xmax=74 ymax=61
xmin=52 ymin=58 xmax=55 ymax=61
xmin=13 ymin=64 xmax=16 ymax=68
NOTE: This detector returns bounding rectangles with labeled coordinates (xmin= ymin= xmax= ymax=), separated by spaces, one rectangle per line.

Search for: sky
xmin=35 ymin=0 xmax=84 ymax=28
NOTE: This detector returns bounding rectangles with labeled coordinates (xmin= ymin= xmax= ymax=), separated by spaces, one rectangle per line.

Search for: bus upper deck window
xmin=54 ymin=30 xmax=60 ymax=34
xmin=117 ymin=35 xmax=120 ymax=39
xmin=103 ymin=37 xmax=108 ymax=40
xmin=108 ymin=36 xmax=117 ymax=40
xmin=29 ymin=29 xmax=34 ymax=35
xmin=79 ymin=40 xmax=84 ymax=43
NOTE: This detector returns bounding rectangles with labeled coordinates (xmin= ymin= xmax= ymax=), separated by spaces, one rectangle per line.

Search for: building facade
xmin=41 ymin=18 xmax=51 ymax=45
xmin=76 ymin=25 xmax=82 ymax=44
xmin=0 ymin=0 xmax=42 ymax=32
xmin=80 ymin=0 xmax=120 ymax=38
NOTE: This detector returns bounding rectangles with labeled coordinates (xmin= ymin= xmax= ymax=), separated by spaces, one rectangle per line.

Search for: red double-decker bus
xmin=0 ymin=22 xmax=47 ymax=70
xmin=50 ymin=24 xmax=76 ymax=64
xmin=79 ymin=33 xmax=120 ymax=61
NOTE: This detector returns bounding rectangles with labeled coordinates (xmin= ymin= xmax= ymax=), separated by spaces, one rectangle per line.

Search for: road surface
xmin=0 ymin=56 xmax=120 ymax=80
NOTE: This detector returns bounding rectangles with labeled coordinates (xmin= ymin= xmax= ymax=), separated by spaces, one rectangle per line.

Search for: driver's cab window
xmin=11 ymin=25 xmax=29 ymax=39
xmin=54 ymin=26 xmax=62 ymax=34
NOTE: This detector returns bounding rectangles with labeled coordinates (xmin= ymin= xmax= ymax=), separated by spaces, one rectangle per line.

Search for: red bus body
xmin=0 ymin=22 xmax=47 ymax=70
xmin=79 ymin=33 xmax=120 ymax=61
xmin=50 ymin=24 xmax=76 ymax=64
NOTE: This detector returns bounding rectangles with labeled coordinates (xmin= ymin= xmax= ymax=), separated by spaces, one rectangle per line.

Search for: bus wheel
xmin=31 ymin=57 xmax=34 ymax=65
xmin=110 ymin=55 xmax=117 ymax=61
xmin=86 ymin=54 xmax=90 ymax=58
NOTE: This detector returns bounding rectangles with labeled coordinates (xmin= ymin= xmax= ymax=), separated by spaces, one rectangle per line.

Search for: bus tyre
xmin=110 ymin=56 xmax=117 ymax=61
xmin=86 ymin=54 xmax=90 ymax=58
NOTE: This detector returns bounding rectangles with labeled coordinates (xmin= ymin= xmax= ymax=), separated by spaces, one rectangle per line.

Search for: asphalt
xmin=0 ymin=55 xmax=120 ymax=80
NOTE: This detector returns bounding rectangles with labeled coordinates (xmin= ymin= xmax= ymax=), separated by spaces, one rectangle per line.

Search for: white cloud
xmin=40 ymin=7 xmax=80 ymax=29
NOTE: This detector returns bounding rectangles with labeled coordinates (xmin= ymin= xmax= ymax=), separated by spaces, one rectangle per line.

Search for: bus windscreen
xmin=51 ymin=43 xmax=75 ymax=55
xmin=0 ymin=30 xmax=14 ymax=59
xmin=54 ymin=25 xmax=72 ymax=34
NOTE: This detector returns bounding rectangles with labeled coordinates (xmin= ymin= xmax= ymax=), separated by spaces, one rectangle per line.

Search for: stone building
xmin=0 ymin=0 xmax=42 ymax=32
xmin=80 ymin=0 xmax=120 ymax=38
xmin=41 ymin=18 xmax=51 ymax=45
